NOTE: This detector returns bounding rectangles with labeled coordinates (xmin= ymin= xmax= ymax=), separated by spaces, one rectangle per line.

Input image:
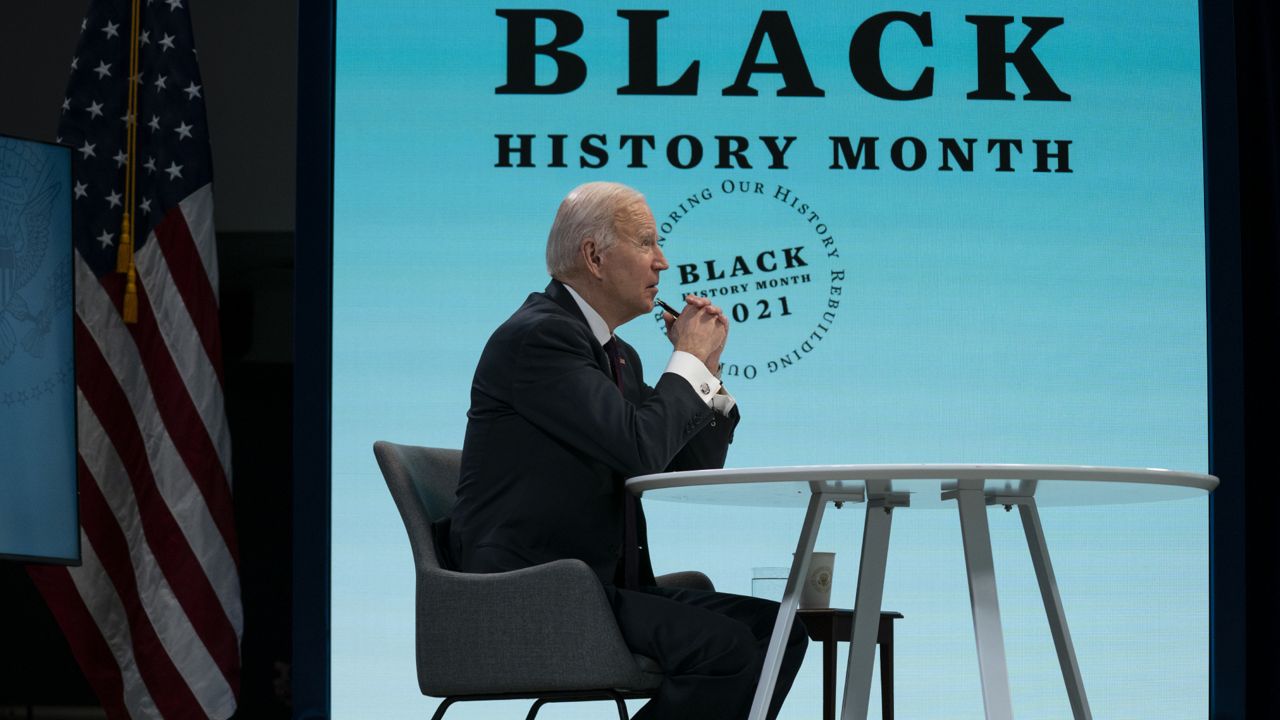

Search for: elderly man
xmin=449 ymin=181 xmax=807 ymax=720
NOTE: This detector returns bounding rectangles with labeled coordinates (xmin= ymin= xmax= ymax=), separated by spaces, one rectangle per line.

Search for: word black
xmin=496 ymin=10 xmax=1070 ymax=101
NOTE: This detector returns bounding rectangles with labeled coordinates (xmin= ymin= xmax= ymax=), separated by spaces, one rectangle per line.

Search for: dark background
xmin=1 ymin=2 xmax=296 ymax=717
xmin=2 ymin=1 xmax=1278 ymax=718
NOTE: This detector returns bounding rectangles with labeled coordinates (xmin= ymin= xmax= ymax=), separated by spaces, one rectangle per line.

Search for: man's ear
xmin=581 ymin=238 xmax=604 ymax=279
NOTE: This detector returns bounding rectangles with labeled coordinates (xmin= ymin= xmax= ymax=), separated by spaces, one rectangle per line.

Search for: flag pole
xmin=117 ymin=0 xmax=142 ymax=323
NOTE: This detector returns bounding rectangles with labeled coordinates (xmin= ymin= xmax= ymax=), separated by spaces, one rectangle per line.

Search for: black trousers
xmin=609 ymin=585 xmax=809 ymax=720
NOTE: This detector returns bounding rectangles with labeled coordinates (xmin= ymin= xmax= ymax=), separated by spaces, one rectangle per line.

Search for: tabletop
xmin=626 ymin=464 xmax=1218 ymax=509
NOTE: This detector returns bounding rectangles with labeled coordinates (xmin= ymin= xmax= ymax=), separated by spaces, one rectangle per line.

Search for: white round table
xmin=627 ymin=465 xmax=1217 ymax=720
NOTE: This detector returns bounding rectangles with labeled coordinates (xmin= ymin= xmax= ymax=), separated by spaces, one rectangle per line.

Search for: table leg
xmin=953 ymin=485 xmax=1014 ymax=720
xmin=1019 ymin=499 xmax=1092 ymax=719
xmin=748 ymin=492 xmax=828 ymax=720
xmin=840 ymin=494 xmax=896 ymax=720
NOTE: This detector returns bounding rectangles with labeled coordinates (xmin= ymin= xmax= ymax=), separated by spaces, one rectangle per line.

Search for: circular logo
xmin=654 ymin=180 xmax=845 ymax=381
xmin=808 ymin=566 xmax=833 ymax=594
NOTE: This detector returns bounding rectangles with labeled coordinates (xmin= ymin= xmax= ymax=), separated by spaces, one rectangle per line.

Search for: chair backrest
xmin=373 ymin=441 xmax=461 ymax=573
xmin=375 ymin=440 xmax=661 ymax=698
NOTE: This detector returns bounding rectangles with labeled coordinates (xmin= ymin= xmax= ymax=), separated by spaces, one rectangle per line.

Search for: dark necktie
xmin=603 ymin=337 xmax=624 ymax=393
xmin=604 ymin=337 xmax=640 ymax=589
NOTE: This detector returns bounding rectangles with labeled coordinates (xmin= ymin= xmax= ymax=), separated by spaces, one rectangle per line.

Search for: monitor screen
xmin=330 ymin=3 xmax=1208 ymax=717
xmin=0 ymin=133 xmax=78 ymax=564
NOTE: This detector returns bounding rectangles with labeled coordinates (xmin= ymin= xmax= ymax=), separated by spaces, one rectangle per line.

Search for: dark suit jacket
xmin=450 ymin=280 xmax=739 ymax=586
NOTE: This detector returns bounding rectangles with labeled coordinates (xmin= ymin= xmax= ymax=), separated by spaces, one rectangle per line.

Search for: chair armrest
xmin=415 ymin=559 xmax=647 ymax=696
xmin=654 ymin=570 xmax=715 ymax=592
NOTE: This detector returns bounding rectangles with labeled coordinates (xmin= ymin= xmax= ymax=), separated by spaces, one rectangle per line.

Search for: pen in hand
xmin=655 ymin=298 xmax=681 ymax=318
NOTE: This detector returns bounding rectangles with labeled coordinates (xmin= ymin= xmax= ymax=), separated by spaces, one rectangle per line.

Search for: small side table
xmin=797 ymin=609 xmax=903 ymax=720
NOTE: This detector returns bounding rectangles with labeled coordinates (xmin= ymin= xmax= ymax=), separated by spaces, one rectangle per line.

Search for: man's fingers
xmin=670 ymin=302 xmax=731 ymax=363
xmin=684 ymin=301 xmax=724 ymax=320
xmin=683 ymin=294 xmax=712 ymax=310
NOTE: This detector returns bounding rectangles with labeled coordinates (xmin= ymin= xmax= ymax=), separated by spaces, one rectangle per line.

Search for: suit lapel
xmin=545 ymin=280 xmax=614 ymax=378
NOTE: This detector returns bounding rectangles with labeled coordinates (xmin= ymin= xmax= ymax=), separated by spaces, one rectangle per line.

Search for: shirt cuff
xmin=664 ymin=351 xmax=737 ymax=416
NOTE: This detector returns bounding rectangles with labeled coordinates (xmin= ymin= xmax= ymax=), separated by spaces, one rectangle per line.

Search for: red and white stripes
xmin=29 ymin=183 xmax=241 ymax=719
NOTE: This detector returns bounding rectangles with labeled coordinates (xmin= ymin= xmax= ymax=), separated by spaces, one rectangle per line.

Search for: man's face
xmin=597 ymin=199 xmax=668 ymax=325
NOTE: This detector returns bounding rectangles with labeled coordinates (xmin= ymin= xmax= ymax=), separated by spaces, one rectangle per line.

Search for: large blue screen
xmin=0 ymin=134 xmax=77 ymax=564
xmin=331 ymin=2 xmax=1208 ymax=717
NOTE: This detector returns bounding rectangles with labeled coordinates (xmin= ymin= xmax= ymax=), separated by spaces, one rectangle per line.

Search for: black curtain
xmin=1236 ymin=0 xmax=1280 ymax=716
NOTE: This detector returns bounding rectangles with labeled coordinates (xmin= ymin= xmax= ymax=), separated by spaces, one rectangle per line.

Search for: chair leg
xmin=430 ymin=697 xmax=459 ymax=720
xmin=525 ymin=698 xmax=551 ymax=720
xmin=525 ymin=692 xmax=632 ymax=720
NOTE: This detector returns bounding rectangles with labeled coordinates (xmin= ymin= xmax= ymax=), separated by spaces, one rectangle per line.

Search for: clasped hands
xmin=662 ymin=294 xmax=730 ymax=375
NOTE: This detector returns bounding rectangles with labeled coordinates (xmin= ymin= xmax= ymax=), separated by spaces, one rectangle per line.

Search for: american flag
xmin=26 ymin=0 xmax=242 ymax=718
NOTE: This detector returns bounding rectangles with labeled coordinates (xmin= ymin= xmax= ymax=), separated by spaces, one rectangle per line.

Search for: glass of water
xmin=751 ymin=566 xmax=789 ymax=601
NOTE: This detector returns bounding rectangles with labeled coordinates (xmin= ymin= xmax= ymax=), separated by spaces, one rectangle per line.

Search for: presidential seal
xmin=0 ymin=138 xmax=72 ymax=406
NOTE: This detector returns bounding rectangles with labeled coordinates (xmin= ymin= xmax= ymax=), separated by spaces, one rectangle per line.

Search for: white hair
xmin=545 ymin=181 xmax=645 ymax=279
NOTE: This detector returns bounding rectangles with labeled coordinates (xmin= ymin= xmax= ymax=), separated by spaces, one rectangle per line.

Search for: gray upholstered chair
xmin=373 ymin=441 xmax=714 ymax=720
